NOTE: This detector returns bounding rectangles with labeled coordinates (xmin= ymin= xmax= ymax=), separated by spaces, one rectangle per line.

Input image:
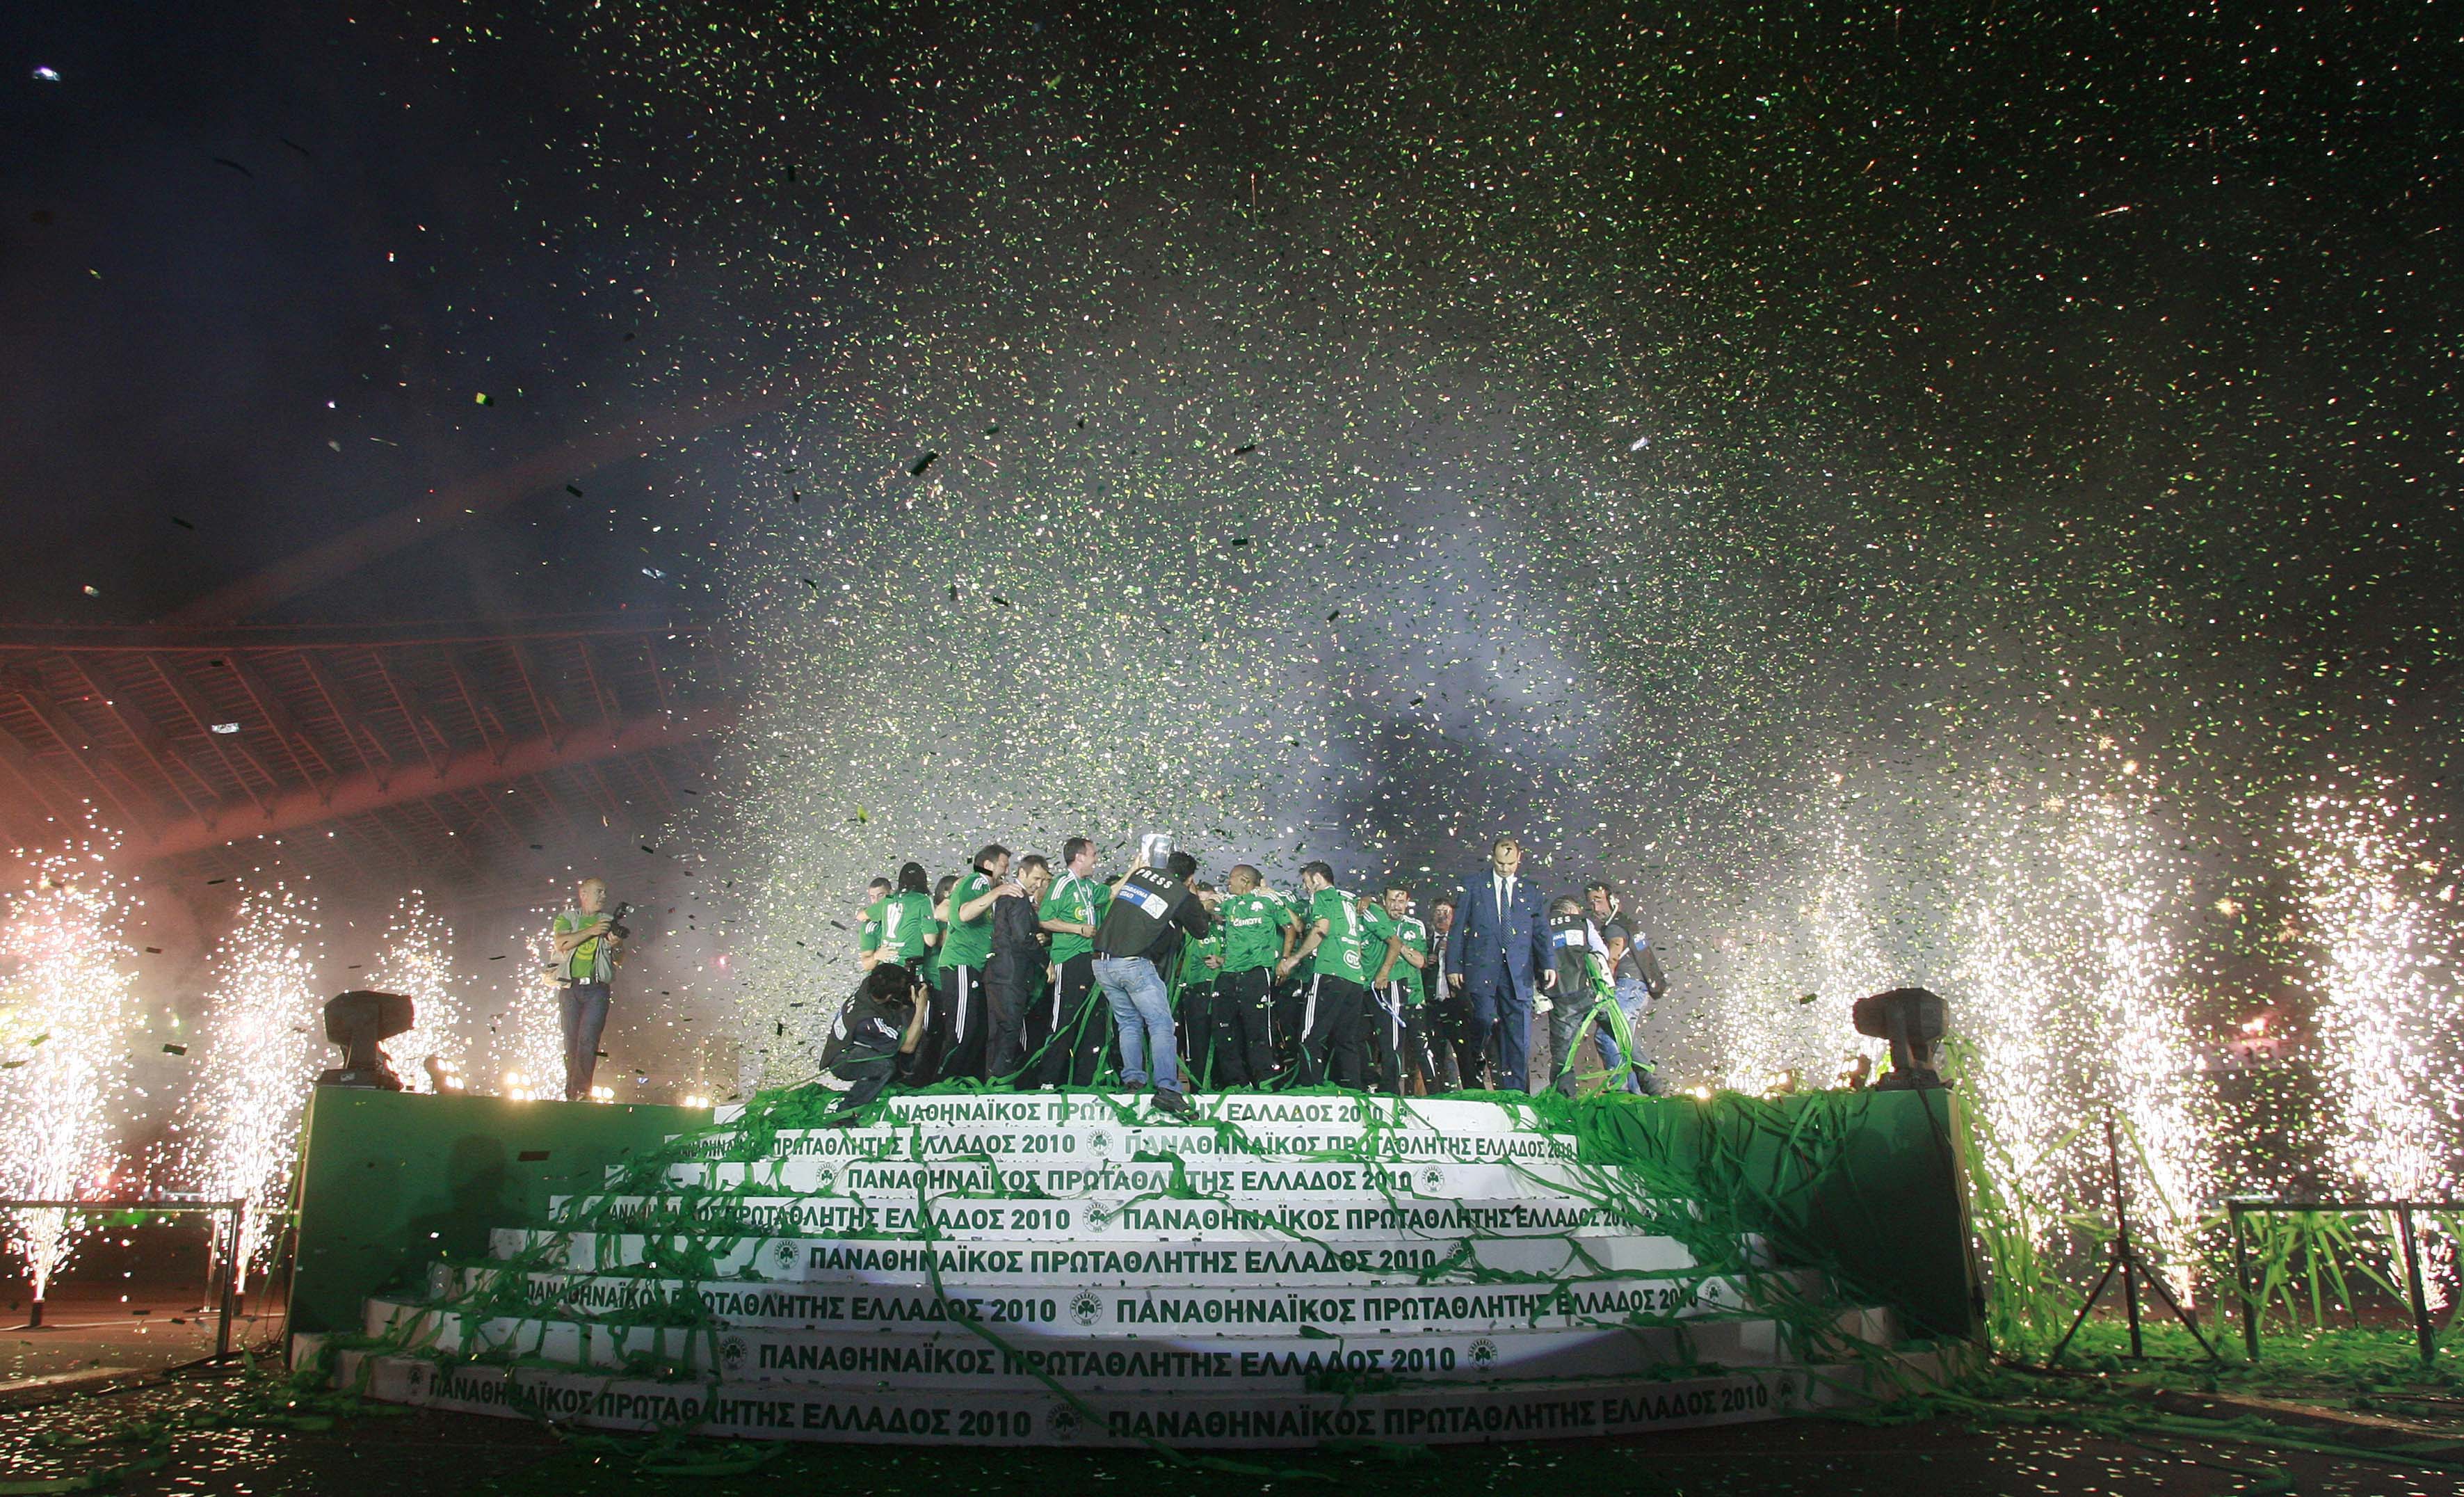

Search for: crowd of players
xmin=816 ymin=836 xmax=1668 ymax=1119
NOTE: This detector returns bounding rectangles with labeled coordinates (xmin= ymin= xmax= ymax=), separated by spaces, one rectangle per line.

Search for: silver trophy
xmin=1136 ymin=833 xmax=1175 ymax=869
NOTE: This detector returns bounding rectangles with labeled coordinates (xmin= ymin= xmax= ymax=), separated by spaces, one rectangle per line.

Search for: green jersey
xmin=938 ymin=869 xmax=996 ymax=972
xmin=1177 ymin=927 xmax=1225 ymax=995
xmin=1381 ymin=914 xmax=1430 ymax=1002
xmin=1307 ymin=886 xmax=1378 ymax=986
xmin=862 ymin=891 xmax=935 ymax=964
xmin=1039 ymin=872 xmax=1109 ymax=966
xmin=1217 ymin=890 xmax=1294 ymax=973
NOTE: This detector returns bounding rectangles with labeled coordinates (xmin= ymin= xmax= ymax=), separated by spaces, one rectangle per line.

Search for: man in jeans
xmin=1584 ymin=881 xmax=1668 ymax=1095
xmin=549 ymin=876 xmax=624 ymax=1100
xmin=1091 ymin=849 xmax=1215 ymax=1117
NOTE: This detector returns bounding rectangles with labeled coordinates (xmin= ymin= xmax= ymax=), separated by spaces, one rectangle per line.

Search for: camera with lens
xmin=605 ymin=901 xmax=633 ymax=941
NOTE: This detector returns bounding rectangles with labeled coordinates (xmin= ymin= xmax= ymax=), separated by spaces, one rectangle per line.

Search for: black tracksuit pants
xmin=1213 ymin=968 xmax=1277 ymax=1087
xmin=1038 ymin=952 xmax=1108 ymax=1087
xmin=1297 ymin=973 xmax=1368 ymax=1089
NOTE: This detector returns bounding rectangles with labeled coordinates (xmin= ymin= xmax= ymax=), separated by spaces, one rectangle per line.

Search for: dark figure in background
xmin=1445 ymin=837 xmax=1555 ymax=1092
xmin=1036 ymin=838 xmax=1111 ymax=1087
xmin=986 ymin=854 xmax=1053 ymax=1083
xmin=549 ymin=876 xmax=623 ymax=1100
xmin=818 ymin=963 xmax=930 ymax=1118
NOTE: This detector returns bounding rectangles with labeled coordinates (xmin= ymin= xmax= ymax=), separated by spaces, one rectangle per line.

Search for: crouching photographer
xmin=817 ymin=963 xmax=931 ymax=1119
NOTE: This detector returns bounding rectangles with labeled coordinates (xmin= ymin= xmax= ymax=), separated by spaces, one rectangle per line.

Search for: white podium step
xmin=433 ymin=1261 xmax=1812 ymax=1336
xmin=489 ymin=1224 xmax=1715 ymax=1285
xmin=365 ymin=1295 xmax=1899 ymax=1390
xmin=340 ymin=1348 xmax=1945 ymax=1447
xmin=340 ymin=1084 xmax=1948 ymax=1444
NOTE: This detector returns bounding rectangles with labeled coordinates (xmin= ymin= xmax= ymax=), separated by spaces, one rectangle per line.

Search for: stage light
xmin=314 ymin=991 xmax=415 ymax=1090
xmin=1850 ymin=986 xmax=1951 ymax=1090
xmin=588 ymin=1085 xmax=613 ymax=1103
xmin=682 ymin=1094 xmax=711 ymax=1109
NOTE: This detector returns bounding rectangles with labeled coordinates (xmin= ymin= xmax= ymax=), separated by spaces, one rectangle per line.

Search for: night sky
xmin=6 ymin=3 xmax=2463 ymax=1215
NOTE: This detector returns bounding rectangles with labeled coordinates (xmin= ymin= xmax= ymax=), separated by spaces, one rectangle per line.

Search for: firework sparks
xmin=2299 ymin=774 xmax=2461 ymax=1304
xmin=0 ymin=846 xmax=138 ymax=1313
xmin=175 ymin=885 xmax=323 ymax=1287
xmin=488 ymin=911 xmax=566 ymax=1100
xmin=370 ymin=892 xmax=462 ymax=1092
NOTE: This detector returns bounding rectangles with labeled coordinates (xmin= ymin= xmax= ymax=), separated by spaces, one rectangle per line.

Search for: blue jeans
xmin=558 ymin=982 xmax=611 ymax=1100
xmin=1594 ymin=977 xmax=1661 ymax=1096
xmin=1093 ymin=956 xmax=1178 ymax=1091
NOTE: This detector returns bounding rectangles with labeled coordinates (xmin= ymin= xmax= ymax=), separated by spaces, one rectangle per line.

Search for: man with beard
xmin=986 ymin=854 xmax=1054 ymax=1084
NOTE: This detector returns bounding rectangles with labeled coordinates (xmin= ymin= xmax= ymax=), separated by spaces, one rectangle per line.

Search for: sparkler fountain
xmin=0 ymin=848 xmax=138 ymax=1328
xmin=2299 ymin=772 xmax=2463 ymax=1306
xmin=370 ymin=892 xmax=462 ymax=1093
xmin=175 ymin=884 xmax=325 ymax=1306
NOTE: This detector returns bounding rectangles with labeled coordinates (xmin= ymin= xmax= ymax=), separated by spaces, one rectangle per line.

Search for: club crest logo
xmin=1088 ymin=1128 xmax=1111 ymax=1153
xmin=772 ymin=1240 xmax=800 ymax=1271
xmin=1470 ymin=1337 xmax=1498 ymax=1370
xmin=1047 ymin=1400 xmax=1082 ymax=1441
xmin=720 ymin=1335 xmax=748 ymax=1372
xmin=401 ymin=1361 xmax=431 ymax=1396
xmin=1070 ymin=1288 xmax=1103 ymax=1327
xmin=1422 ymin=1167 xmax=1444 ymax=1194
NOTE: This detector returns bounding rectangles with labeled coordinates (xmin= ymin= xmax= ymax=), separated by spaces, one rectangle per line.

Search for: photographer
xmin=818 ymin=963 xmax=931 ymax=1119
xmin=1091 ymin=847 xmax=1215 ymax=1118
xmin=549 ymin=876 xmax=626 ymax=1101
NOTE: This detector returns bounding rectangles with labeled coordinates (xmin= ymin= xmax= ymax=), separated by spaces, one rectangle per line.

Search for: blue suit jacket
xmin=1444 ymin=869 xmax=1552 ymax=1004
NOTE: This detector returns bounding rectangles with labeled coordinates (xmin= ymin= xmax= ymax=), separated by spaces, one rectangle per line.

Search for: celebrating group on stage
xmin=820 ymin=833 xmax=1669 ymax=1119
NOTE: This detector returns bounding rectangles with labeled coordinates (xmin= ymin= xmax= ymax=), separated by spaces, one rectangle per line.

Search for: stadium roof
xmin=0 ymin=615 xmax=732 ymax=906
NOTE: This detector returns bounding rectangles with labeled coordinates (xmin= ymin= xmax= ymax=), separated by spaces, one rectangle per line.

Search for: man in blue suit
xmin=1444 ymin=835 xmax=1556 ymax=1091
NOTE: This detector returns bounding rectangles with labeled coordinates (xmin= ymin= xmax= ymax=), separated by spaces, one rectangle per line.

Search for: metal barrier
xmin=2223 ymin=1196 xmax=2459 ymax=1366
xmin=0 ymin=1199 xmax=249 ymax=1361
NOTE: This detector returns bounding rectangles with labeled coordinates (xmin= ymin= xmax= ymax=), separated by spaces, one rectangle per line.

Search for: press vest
xmin=1095 ymin=868 xmax=1191 ymax=961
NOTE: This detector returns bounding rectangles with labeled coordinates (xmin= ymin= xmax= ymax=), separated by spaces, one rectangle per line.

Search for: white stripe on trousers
xmin=1302 ymin=973 xmax=1320 ymax=1039
xmin=953 ymin=965 xmax=972 ymax=1041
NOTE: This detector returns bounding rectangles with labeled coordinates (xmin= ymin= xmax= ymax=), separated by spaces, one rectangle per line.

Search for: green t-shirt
xmin=1380 ymin=914 xmax=1430 ymax=1002
xmin=938 ymin=870 xmax=996 ymax=972
xmin=551 ymin=907 xmax=614 ymax=984
xmin=1217 ymin=890 xmax=1294 ymax=973
xmin=1307 ymin=886 xmax=1378 ymax=986
xmin=1039 ymin=873 xmax=1109 ymax=966
xmin=862 ymin=891 xmax=935 ymax=964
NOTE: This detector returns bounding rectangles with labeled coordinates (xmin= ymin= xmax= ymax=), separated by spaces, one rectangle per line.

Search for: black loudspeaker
xmin=1851 ymin=986 xmax=1951 ymax=1091
xmin=316 ymin=989 xmax=416 ymax=1090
